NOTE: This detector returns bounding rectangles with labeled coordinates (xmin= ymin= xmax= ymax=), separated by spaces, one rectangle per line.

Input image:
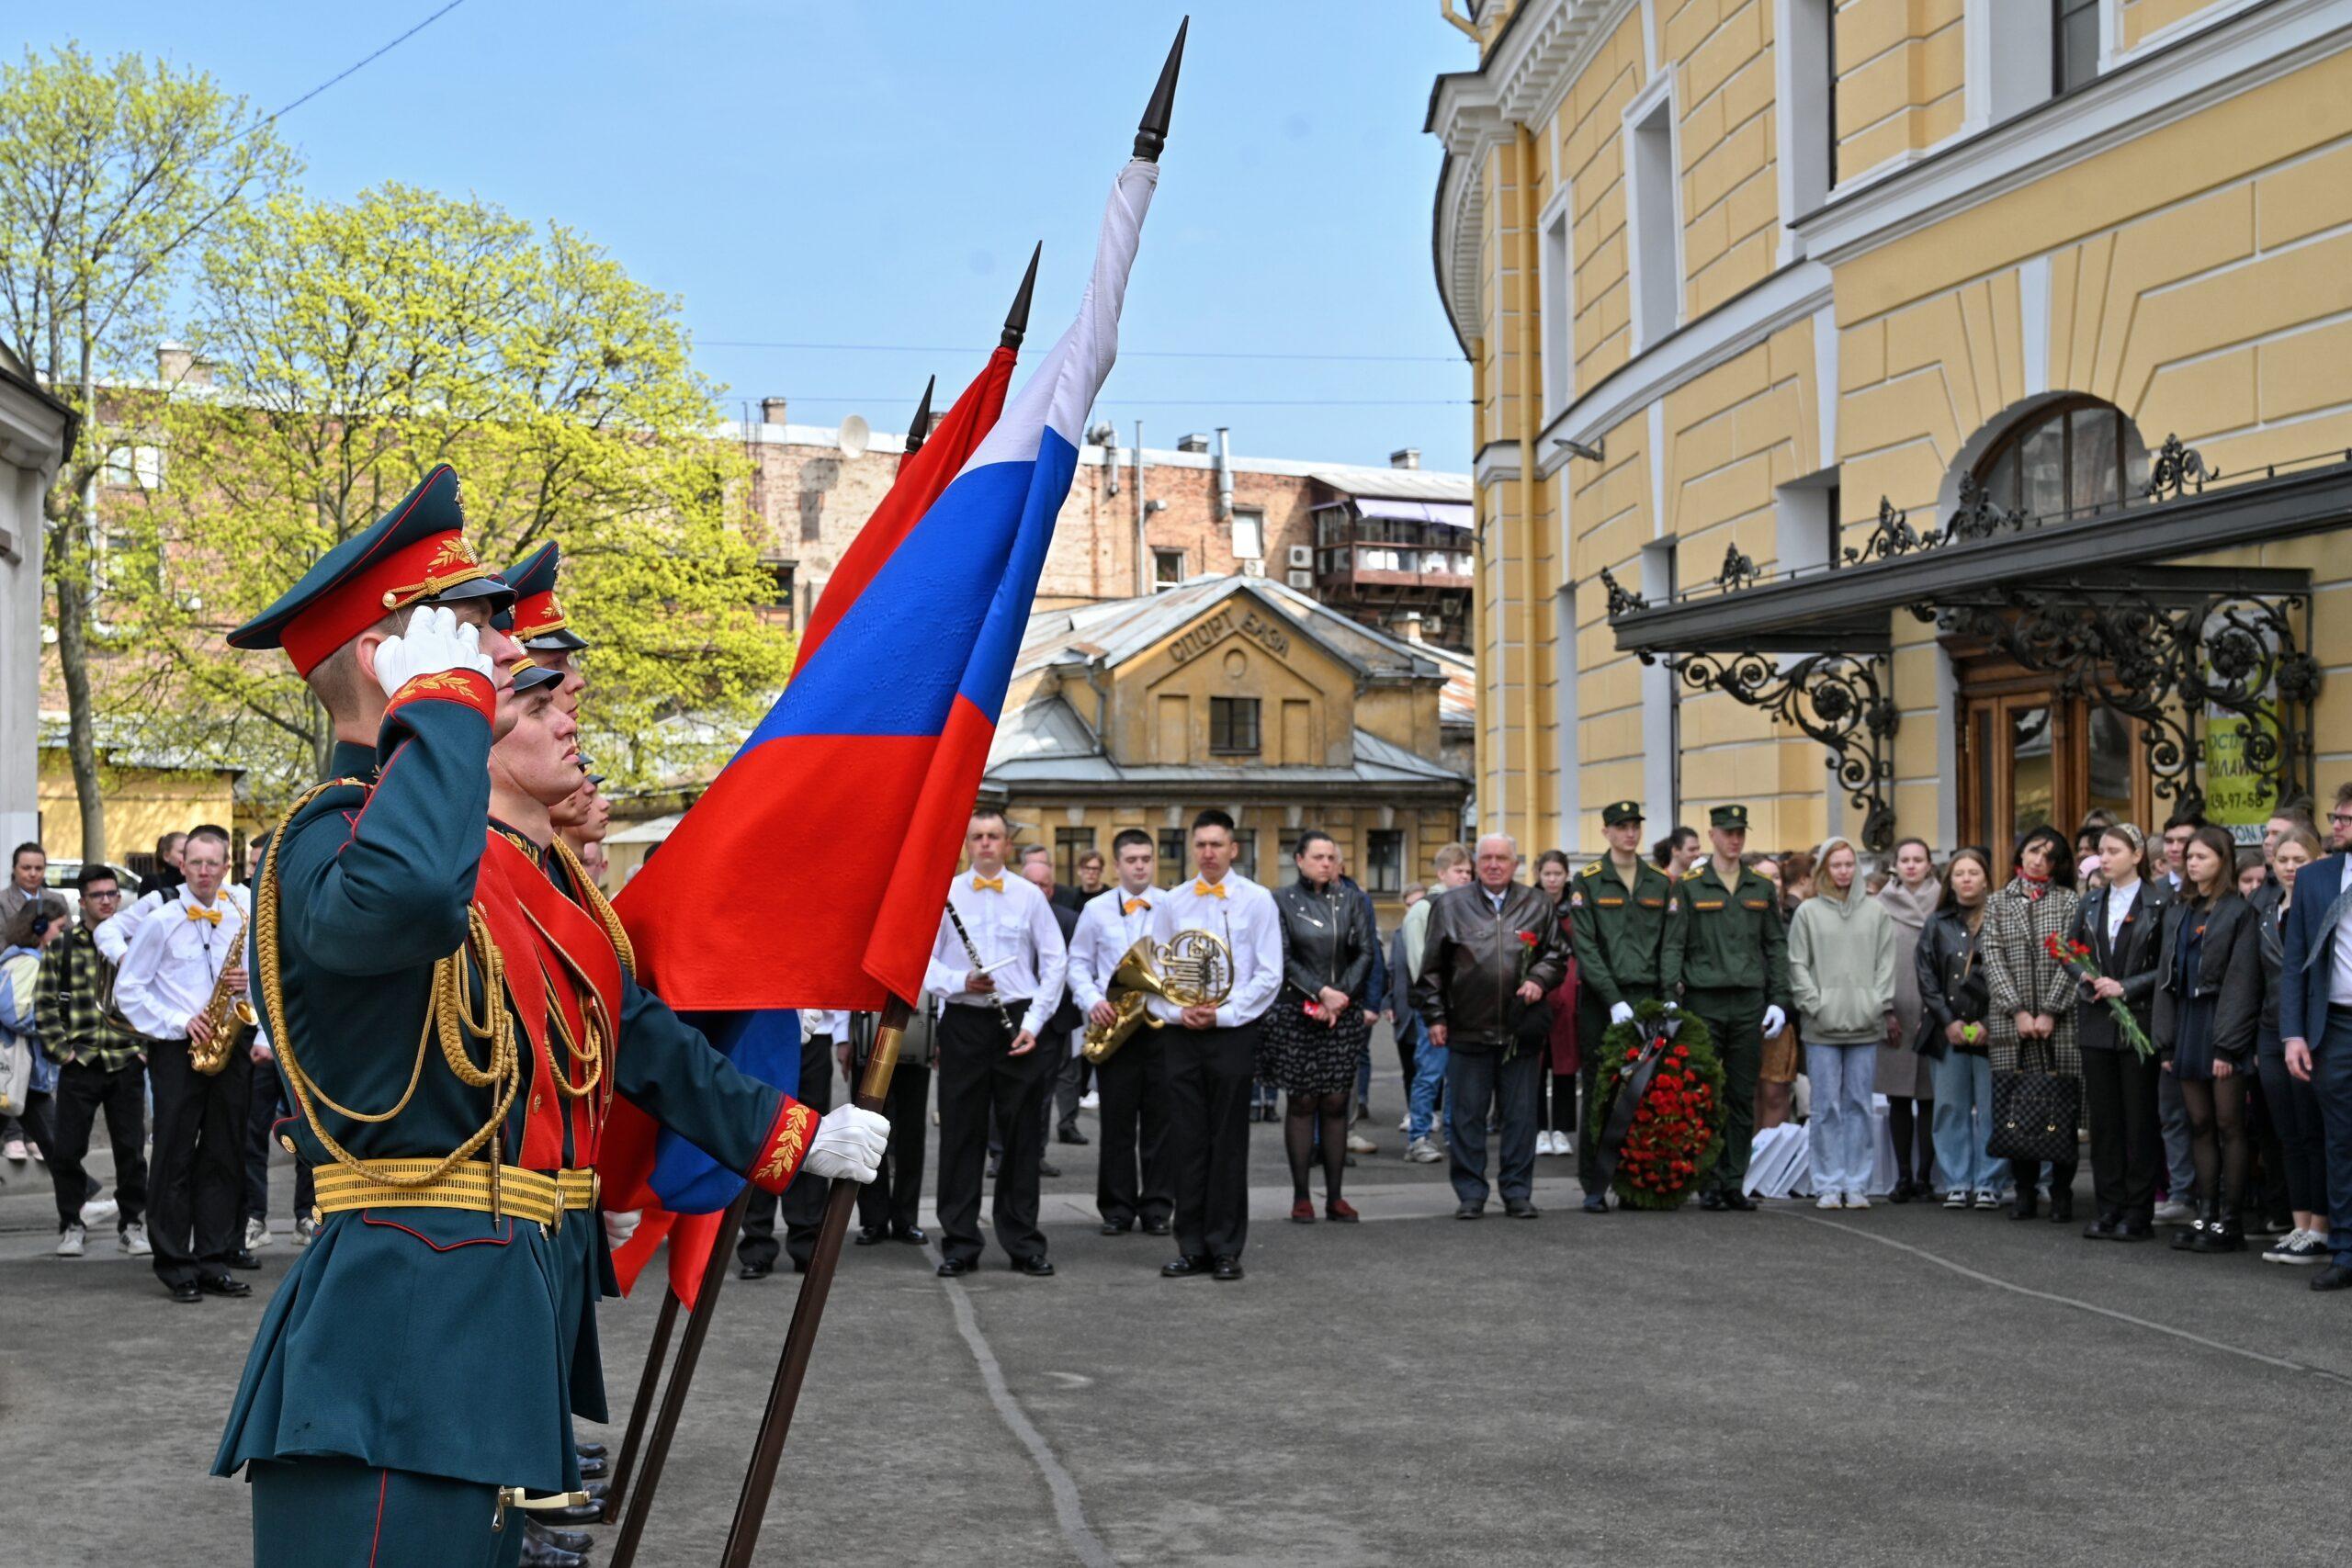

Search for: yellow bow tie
xmin=970 ymin=874 xmax=1003 ymax=893
xmin=184 ymin=906 xmax=223 ymax=926
xmin=1125 ymin=897 xmax=1152 ymax=915
xmin=1193 ymin=880 xmax=1227 ymax=899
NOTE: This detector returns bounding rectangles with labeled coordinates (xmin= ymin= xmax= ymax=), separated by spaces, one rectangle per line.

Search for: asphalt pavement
xmin=4 ymin=1066 xmax=2347 ymax=1567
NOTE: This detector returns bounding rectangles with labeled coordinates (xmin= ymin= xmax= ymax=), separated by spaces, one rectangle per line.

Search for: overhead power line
xmin=247 ymin=0 xmax=473 ymax=135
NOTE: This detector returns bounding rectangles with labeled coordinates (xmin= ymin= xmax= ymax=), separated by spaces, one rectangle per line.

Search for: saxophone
xmin=190 ymin=906 xmax=259 ymax=1076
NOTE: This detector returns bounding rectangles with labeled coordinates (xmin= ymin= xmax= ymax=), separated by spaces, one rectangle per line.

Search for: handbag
xmin=1987 ymin=1037 xmax=2079 ymax=1165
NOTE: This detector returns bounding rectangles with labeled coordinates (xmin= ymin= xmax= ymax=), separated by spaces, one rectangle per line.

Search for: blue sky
xmin=28 ymin=2 xmax=1479 ymax=471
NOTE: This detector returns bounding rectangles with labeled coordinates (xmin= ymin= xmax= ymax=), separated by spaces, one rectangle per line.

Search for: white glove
xmin=801 ymin=1103 xmax=890 ymax=1184
xmin=602 ymin=1208 xmax=641 ymax=1250
xmin=372 ymin=604 xmax=494 ymax=699
xmin=1761 ymin=1005 xmax=1787 ymax=1037
xmin=1608 ymin=1001 xmax=1634 ymax=1027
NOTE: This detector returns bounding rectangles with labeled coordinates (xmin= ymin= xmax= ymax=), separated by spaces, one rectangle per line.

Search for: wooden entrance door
xmin=1955 ymin=656 xmax=2152 ymax=875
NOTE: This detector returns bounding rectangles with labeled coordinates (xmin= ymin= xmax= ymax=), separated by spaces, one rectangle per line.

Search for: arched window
xmin=1971 ymin=397 xmax=2149 ymax=521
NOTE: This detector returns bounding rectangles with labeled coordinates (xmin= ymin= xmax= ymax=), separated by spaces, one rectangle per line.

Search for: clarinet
xmin=944 ymin=900 xmax=1019 ymax=1039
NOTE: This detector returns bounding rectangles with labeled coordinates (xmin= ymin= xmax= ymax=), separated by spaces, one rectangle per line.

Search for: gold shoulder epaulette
xmin=1581 ymin=862 xmax=1602 ymax=877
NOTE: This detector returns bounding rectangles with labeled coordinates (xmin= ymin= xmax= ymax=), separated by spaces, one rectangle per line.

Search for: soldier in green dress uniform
xmin=209 ymin=466 xmax=887 ymax=1568
xmin=1669 ymin=803 xmax=1791 ymax=1212
xmin=1568 ymin=800 xmax=1683 ymax=1213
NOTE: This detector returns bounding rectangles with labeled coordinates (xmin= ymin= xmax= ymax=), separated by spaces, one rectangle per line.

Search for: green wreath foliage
xmin=1584 ymin=999 xmax=1729 ymax=1211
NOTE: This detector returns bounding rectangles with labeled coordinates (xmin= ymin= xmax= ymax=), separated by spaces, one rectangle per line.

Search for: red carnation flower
xmin=1517 ymin=930 xmax=1538 ymax=947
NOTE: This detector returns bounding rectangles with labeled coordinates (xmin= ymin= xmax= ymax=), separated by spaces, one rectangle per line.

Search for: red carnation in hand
xmin=1517 ymin=930 xmax=1538 ymax=947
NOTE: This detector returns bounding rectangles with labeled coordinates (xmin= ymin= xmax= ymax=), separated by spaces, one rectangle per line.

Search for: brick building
xmin=736 ymin=402 xmax=1474 ymax=649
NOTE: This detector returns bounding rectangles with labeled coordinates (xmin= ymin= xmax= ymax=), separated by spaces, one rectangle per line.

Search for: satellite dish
xmin=837 ymin=413 xmax=871 ymax=459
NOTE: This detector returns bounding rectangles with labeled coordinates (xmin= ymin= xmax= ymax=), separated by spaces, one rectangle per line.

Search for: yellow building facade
xmin=1431 ymin=0 xmax=2352 ymax=862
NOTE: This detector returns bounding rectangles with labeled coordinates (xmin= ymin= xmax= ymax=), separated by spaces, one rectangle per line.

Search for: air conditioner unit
xmin=1286 ymin=569 xmax=1314 ymax=590
xmin=1287 ymin=545 xmax=1312 ymax=569
xmin=1239 ymin=558 xmax=1265 ymax=577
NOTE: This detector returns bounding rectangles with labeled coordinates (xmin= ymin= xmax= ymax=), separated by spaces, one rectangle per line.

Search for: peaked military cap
xmin=1602 ymin=799 xmax=1645 ymax=828
xmin=1710 ymin=803 xmax=1750 ymax=830
xmin=511 ymin=662 xmax=562 ymax=695
xmin=505 ymin=542 xmax=589 ymax=653
xmin=227 ymin=465 xmax=513 ymax=677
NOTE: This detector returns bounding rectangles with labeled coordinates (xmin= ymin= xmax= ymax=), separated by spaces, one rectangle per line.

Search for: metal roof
xmin=981 ymin=695 xmax=1465 ymax=793
xmin=1306 ymin=467 xmax=1474 ymax=503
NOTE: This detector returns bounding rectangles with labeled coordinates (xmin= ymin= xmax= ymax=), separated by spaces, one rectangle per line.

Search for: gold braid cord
xmin=551 ymin=836 xmax=634 ymax=978
xmin=258 ymin=779 xmax=522 ymax=1188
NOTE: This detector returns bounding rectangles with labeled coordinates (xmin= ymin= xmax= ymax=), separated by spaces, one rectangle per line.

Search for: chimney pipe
xmin=1176 ymin=432 xmax=1210 ymax=454
xmin=1402 ymin=611 xmax=1426 ymax=644
xmin=157 ymin=342 xmax=212 ymax=389
xmin=760 ymin=396 xmax=788 ymax=426
xmin=1213 ymin=426 xmax=1233 ymax=523
xmin=1390 ymin=446 xmax=1421 ymax=470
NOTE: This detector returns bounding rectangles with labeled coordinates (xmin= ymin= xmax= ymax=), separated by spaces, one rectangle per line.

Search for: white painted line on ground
xmin=926 ymin=1247 xmax=1114 ymax=1568
xmin=1780 ymin=1209 xmax=2352 ymax=1387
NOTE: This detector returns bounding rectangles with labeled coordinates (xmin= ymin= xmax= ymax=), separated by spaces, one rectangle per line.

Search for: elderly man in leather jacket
xmin=1411 ymin=834 xmax=1567 ymax=1218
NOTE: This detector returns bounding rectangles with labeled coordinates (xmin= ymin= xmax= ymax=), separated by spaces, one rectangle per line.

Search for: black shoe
xmin=167 ymin=1279 xmax=201 ymax=1304
xmin=1455 ymin=1202 xmax=1484 ymax=1220
xmin=229 ymin=1248 xmax=262 ymax=1271
xmin=519 ymin=1535 xmax=586 ymax=1568
xmin=1211 ymin=1255 xmax=1244 ymax=1281
xmin=1503 ymin=1200 xmax=1539 ymax=1219
xmin=1100 ymin=1219 xmax=1134 ymax=1235
xmin=1698 ymin=1190 xmax=1725 ymax=1212
xmin=1039 ymin=1160 xmax=1061 ymax=1179
xmin=739 ymin=1260 xmax=773 ymax=1280
xmin=1720 ymin=1190 xmax=1757 ymax=1212
xmin=1010 ymin=1255 xmax=1056 ymax=1277
xmin=2083 ymin=1212 xmax=2121 ymax=1241
xmin=1161 ymin=1254 xmax=1213 ymax=1278
xmin=1142 ymin=1218 xmax=1171 ymax=1236
xmin=2010 ymin=1192 xmax=2039 ymax=1221
xmin=1887 ymin=1178 xmax=1914 ymax=1205
xmin=526 ymin=1520 xmax=595 ymax=1553
xmin=2193 ymin=1218 xmax=2245 ymax=1254
xmin=2310 ymin=1263 xmax=2352 ymax=1292
xmin=2047 ymin=1190 xmax=2074 ymax=1224
xmin=936 ymin=1256 xmax=978 ymax=1278
xmin=573 ymin=1442 xmax=607 ymax=1461
xmin=891 ymin=1224 xmax=929 ymax=1245
xmin=1057 ymin=1125 xmax=1090 ymax=1145
xmin=576 ymin=1452 xmax=607 ymax=1480
xmin=534 ymin=1499 xmax=605 ymax=1528
xmin=198 ymin=1272 xmax=252 ymax=1298
xmin=2117 ymin=1216 xmax=2154 ymax=1242
xmin=1582 ymin=1193 xmax=1609 ymax=1213
xmin=853 ymin=1225 xmax=887 ymax=1247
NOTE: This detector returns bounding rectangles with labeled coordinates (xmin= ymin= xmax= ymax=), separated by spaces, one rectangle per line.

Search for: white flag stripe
xmin=961 ymin=157 xmax=1159 ymax=474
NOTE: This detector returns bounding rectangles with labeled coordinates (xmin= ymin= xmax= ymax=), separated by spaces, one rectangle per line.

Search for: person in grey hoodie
xmin=1789 ymin=837 xmax=1897 ymax=1208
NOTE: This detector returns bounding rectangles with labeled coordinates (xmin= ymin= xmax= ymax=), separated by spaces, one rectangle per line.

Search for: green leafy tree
xmin=120 ymin=182 xmax=791 ymax=804
xmin=0 ymin=44 xmax=293 ymax=860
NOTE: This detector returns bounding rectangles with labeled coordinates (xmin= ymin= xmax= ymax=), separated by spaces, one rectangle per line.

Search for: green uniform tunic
xmin=1670 ymin=859 xmax=1792 ymax=1194
xmin=1567 ymin=856 xmax=1682 ymax=1011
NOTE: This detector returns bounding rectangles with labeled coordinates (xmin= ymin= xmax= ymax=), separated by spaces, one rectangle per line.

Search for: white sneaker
xmin=1345 ymin=1132 xmax=1377 ymax=1155
xmin=1942 ymin=1188 xmax=1970 ymax=1209
xmin=1407 ymin=1137 xmax=1443 ymax=1164
xmin=2153 ymin=1199 xmax=2194 ymax=1224
xmin=1398 ymin=1114 xmax=1411 ymax=1133
xmin=80 ymin=1195 xmax=119 ymax=1227
xmin=1973 ymin=1187 xmax=2002 ymax=1210
xmin=3 ymin=1137 xmax=26 ymax=1161
xmin=1078 ymin=1091 xmax=1100 ymax=1110
xmin=244 ymin=1216 xmax=273 ymax=1252
xmin=293 ymin=1217 xmax=318 ymax=1247
xmin=54 ymin=1224 xmax=85 ymax=1258
xmin=1816 ymin=1192 xmax=1841 ymax=1210
xmin=1844 ymin=1192 xmax=1871 ymax=1210
xmin=121 ymin=1221 xmax=151 ymax=1256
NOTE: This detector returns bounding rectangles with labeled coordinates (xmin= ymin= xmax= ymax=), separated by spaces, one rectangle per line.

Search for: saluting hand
xmin=371 ymin=604 xmax=494 ymax=698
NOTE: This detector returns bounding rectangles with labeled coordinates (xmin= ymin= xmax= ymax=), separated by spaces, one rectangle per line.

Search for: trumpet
xmin=1080 ymin=929 xmax=1234 ymax=1065
xmin=190 ymin=908 xmax=259 ymax=1076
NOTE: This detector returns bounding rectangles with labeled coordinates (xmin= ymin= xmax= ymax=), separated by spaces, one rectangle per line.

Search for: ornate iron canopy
xmin=1665 ymin=649 xmax=1901 ymax=851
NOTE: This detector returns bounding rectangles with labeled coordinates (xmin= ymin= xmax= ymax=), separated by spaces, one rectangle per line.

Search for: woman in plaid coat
xmin=1980 ymin=824 xmax=2082 ymax=1222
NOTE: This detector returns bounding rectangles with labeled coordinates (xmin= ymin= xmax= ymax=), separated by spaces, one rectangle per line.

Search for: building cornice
xmin=1794 ymin=0 xmax=2352 ymax=266
xmin=0 ymin=367 xmax=74 ymax=479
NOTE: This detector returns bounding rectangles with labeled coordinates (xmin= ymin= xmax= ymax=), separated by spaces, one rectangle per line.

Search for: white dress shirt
xmin=806 ymin=1010 xmax=852 ymax=1041
xmin=2104 ymin=876 xmax=2140 ymax=952
xmin=111 ymin=884 xmax=253 ymax=1042
xmin=2333 ymin=856 xmax=2352 ymax=1007
xmin=922 ymin=867 xmax=1069 ymax=1038
xmin=1069 ymin=885 xmax=1162 ymax=1013
xmin=1147 ymin=870 xmax=1282 ymax=1029
xmin=95 ymin=886 xmax=175 ymax=964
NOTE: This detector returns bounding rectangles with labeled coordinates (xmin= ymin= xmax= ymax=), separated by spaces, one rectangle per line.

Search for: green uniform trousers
xmin=252 ymin=1457 xmax=503 ymax=1568
xmin=1687 ymin=987 xmax=1764 ymax=1195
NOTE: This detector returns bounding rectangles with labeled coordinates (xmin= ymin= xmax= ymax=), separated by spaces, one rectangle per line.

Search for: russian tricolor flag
xmin=617 ymin=154 xmax=1158 ymax=1011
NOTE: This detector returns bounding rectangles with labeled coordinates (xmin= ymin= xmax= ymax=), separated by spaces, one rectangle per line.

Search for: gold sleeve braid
xmin=256 ymin=779 xmax=523 ymax=1188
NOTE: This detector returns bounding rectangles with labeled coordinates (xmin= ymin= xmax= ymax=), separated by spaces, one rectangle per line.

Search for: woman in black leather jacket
xmin=2153 ymin=826 xmax=2265 ymax=1253
xmin=1261 ymin=829 xmax=1375 ymax=1223
xmin=1915 ymin=848 xmax=2001 ymax=1210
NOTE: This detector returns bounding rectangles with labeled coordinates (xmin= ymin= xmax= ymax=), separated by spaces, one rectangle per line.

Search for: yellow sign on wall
xmin=2202 ymin=715 xmax=2269 ymax=846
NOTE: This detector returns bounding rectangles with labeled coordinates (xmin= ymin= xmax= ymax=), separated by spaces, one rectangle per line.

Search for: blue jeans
xmin=1405 ymin=1013 xmax=1445 ymax=1143
xmin=1443 ymin=1048 xmax=1540 ymax=1207
xmin=1929 ymin=1048 xmax=2001 ymax=1193
xmin=1805 ymin=1042 xmax=1877 ymax=1196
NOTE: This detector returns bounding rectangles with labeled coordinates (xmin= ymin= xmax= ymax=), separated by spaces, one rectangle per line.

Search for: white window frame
xmin=1230 ymin=506 xmax=1264 ymax=561
xmin=1774 ymin=0 xmax=1838 ymax=260
xmin=1538 ymin=185 xmax=1576 ymax=417
xmin=1966 ymin=0 xmax=2061 ymax=133
xmin=1637 ymin=537 xmax=1679 ymax=822
xmin=1623 ymin=72 xmax=1683 ymax=356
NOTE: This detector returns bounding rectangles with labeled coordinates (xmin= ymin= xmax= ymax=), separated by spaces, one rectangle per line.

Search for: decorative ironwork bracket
xmin=1664 ymin=649 xmax=1901 ymax=851
xmin=1939 ymin=582 xmax=2317 ymax=816
xmin=1600 ymin=564 xmax=1648 ymax=617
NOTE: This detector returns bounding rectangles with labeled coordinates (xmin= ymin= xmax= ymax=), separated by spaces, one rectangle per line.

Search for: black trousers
xmin=1164 ymin=1021 xmax=1257 ymax=1261
xmin=1054 ymin=1048 xmax=1091 ymax=1134
xmin=2082 ymin=1044 xmax=2163 ymax=1221
xmin=936 ymin=1004 xmax=1052 ymax=1266
xmin=739 ymin=1031 xmax=837 ymax=1272
xmin=1094 ymin=1033 xmax=1172 ymax=1227
xmin=243 ymin=1058 xmax=312 ymax=1227
xmin=147 ymin=1039 xmax=253 ymax=1287
xmin=855 ymin=1058 xmax=931 ymax=1235
xmin=48 ymin=1059 xmax=147 ymax=1233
